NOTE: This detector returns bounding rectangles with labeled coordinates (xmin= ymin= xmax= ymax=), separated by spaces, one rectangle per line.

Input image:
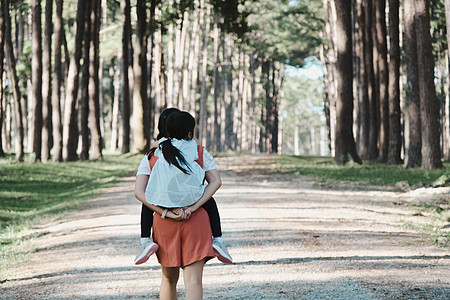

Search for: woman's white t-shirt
xmin=136 ymin=138 xmax=217 ymax=208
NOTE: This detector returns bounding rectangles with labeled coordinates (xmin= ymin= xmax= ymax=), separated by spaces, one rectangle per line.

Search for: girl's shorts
xmin=153 ymin=208 xmax=215 ymax=268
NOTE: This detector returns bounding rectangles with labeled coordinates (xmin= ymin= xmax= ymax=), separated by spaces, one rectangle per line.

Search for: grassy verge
xmin=276 ymin=155 xmax=450 ymax=247
xmin=276 ymin=155 xmax=449 ymax=187
xmin=0 ymin=153 xmax=141 ymax=279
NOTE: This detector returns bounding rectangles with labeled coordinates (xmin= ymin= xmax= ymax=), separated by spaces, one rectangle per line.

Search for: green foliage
xmin=276 ymin=155 xmax=450 ymax=187
xmin=245 ymin=0 xmax=325 ymax=66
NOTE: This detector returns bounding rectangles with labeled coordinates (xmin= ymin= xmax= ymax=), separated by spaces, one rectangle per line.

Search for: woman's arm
xmin=135 ymin=174 xmax=186 ymax=220
xmin=185 ymin=169 xmax=222 ymax=214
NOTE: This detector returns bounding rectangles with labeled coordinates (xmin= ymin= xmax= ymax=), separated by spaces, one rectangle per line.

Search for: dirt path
xmin=1 ymin=155 xmax=449 ymax=299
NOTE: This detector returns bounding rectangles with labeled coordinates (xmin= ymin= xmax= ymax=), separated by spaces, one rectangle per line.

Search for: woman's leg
xmin=183 ymin=259 xmax=206 ymax=300
xmin=161 ymin=266 xmax=179 ymax=300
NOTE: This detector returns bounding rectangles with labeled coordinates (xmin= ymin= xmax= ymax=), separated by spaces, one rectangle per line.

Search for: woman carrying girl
xmin=134 ymin=110 xmax=228 ymax=299
xmin=134 ymin=108 xmax=232 ymax=265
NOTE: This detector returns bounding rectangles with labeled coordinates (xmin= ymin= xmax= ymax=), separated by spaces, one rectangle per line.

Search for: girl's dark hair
xmin=160 ymin=111 xmax=196 ymax=174
xmin=147 ymin=108 xmax=180 ymax=158
xmin=157 ymin=107 xmax=180 ymax=140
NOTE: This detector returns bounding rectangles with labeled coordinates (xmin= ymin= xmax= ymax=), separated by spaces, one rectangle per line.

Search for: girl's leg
xmin=135 ymin=204 xmax=158 ymax=265
xmin=183 ymin=259 xmax=206 ymax=300
xmin=161 ymin=266 xmax=180 ymax=300
xmin=140 ymin=203 xmax=154 ymax=237
xmin=201 ymin=197 xmax=222 ymax=237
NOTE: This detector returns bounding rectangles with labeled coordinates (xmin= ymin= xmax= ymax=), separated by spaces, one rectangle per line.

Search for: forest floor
xmin=1 ymin=155 xmax=449 ymax=299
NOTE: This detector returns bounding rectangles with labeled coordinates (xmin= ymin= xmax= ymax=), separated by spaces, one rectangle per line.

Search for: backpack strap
xmin=148 ymin=145 xmax=204 ymax=171
xmin=147 ymin=150 xmax=159 ymax=171
xmin=195 ymin=145 xmax=204 ymax=168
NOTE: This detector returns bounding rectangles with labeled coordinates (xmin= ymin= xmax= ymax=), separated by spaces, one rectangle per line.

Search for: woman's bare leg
xmin=161 ymin=266 xmax=179 ymax=300
xmin=183 ymin=259 xmax=206 ymax=300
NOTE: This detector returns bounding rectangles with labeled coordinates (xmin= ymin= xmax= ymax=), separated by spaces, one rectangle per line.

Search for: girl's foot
xmin=212 ymin=238 xmax=233 ymax=264
xmin=134 ymin=238 xmax=159 ymax=265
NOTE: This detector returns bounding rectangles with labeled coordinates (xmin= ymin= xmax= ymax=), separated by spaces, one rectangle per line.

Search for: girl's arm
xmin=185 ymin=169 xmax=222 ymax=214
xmin=135 ymin=174 xmax=186 ymax=220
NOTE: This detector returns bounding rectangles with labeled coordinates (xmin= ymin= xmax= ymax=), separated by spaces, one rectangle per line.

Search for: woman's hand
xmin=167 ymin=208 xmax=190 ymax=221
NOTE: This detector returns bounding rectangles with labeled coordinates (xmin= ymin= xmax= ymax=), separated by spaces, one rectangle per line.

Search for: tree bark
xmin=198 ymin=0 xmax=210 ymax=146
xmin=374 ymin=0 xmax=389 ymax=162
xmin=403 ymin=0 xmax=421 ymax=168
xmin=120 ymin=0 xmax=131 ymax=154
xmin=80 ymin=1 xmax=92 ymax=160
xmin=365 ymin=0 xmax=378 ymax=160
xmin=387 ymin=0 xmax=402 ymax=164
xmin=212 ymin=14 xmax=222 ymax=151
xmin=51 ymin=0 xmax=63 ymax=162
xmin=4 ymin=0 xmax=24 ymax=161
xmin=131 ymin=0 xmax=148 ymax=153
xmin=355 ymin=0 xmax=369 ymax=159
xmin=414 ymin=0 xmax=443 ymax=169
xmin=444 ymin=0 xmax=450 ymax=161
xmin=0 ymin=0 xmax=5 ymax=157
xmin=41 ymin=0 xmax=52 ymax=162
xmin=88 ymin=0 xmax=102 ymax=160
xmin=63 ymin=0 xmax=86 ymax=161
xmin=333 ymin=0 xmax=362 ymax=165
xmin=32 ymin=0 xmax=43 ymax=161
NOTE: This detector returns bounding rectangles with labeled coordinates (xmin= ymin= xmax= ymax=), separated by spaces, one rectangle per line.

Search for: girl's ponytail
xmin=160 ymin=111 xmax=196 ymax=174
xmin=160 ymin=139 xmax=191 ymax=174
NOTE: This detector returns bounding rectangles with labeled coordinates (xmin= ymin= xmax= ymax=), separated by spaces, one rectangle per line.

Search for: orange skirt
xmin=153 ymin=208 xmax=215 ymax=268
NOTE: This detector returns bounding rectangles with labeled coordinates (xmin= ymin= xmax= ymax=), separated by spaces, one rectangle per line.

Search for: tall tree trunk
xmin=51 ymin=0 xmax=63 ymax=162
xmin=387 ymin=0 xmax=402 ymax=164
xmin=333 ymin=0 xmax=362 ymax=165
xmin=403 ymin=0 xmax=421 ymax=168
xmin=0 ymin=0 xmax=4 ymax=157
xmin=41 ymin=0 xmax=52 ymax=162
xmin=365 ymin=0 xmax=378 ymax=160
xmin=0 ymin=0 xmax=5 ymax=157
xmin=189 ymin=0 xmax=201 ymax=112
xmin=323 ymin=0 xmax=337 ymax=157
xmin=80 ymin=1 xmax=92 ymax=160
xmin=198 ymin=0 xmax=210 ymax=146
xmin=166 ymin=0 xmax=174 ymax=107
xmin=132 ymin=0 xmax=148 ymax=153
xmin=414 ymin=0 xmax=443 ymax=169
xmin=355 ymin=0 xmax=369 ymax=158
xmin=63 ymin=0 xmax=86 ymax=161
xmin=110 ymin=57 xmax=120 ymax=152
xmin=4 ymin=0 xmax=24 ymax=160
xmin=88 ymin=0 xmax=102 ymax=159
xmin=444 ymin=0 xmax=450 ymax=160
xmin=224 ymin=35 xmax=233 ymax=151
xmin=374 ymin=0 xmax=389 ymax=162
xmin=212 ymin=14 xmax=222 ymax=151
xmin=120 ymin=0 xmax=131 ymax=154
xmin=32 ymin=0 xmax=43 ymax=161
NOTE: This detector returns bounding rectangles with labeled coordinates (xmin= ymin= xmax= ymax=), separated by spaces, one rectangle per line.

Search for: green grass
xmin=0 ymin=153 xmax=141 ymax=278
xmin=276 ymin=155 xmax=450 ymax=187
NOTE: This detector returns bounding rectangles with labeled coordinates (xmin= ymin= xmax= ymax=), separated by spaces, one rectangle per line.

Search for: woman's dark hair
xmin=160 ymin=111 xmax=196 ymax=174
xmin=147 ymin=107 xmax=180 ymax=158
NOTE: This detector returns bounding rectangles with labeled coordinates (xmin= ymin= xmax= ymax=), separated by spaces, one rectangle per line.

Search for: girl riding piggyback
xmin=146 ymin=111 xmax=208 ymax=211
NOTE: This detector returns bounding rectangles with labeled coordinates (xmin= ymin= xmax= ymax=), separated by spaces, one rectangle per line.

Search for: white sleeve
xmin=202 ymin=148 xmax=217 ymax=171
xmin=136 ymin=156 xmax=151 ymax=175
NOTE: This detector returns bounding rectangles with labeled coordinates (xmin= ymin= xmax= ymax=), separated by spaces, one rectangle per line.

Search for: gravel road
xmin=1 ymin=155 xmax=449 ymax=299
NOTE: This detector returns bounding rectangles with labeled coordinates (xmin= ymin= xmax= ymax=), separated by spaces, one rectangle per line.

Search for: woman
xmin=134 ymin=111 xmax=222 ymax=299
